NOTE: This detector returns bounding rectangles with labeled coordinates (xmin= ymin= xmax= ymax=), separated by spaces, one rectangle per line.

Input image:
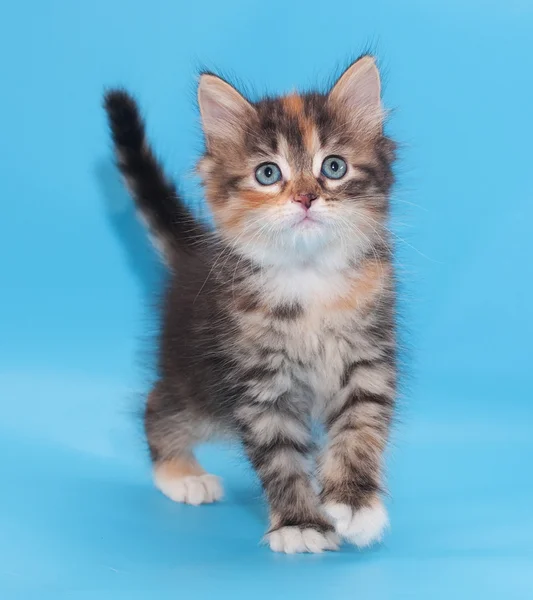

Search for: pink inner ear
xmin=330 ymin=58 xmax=382 ymax=114
xmin=349 ymin=66 xmax=380 ymax=108
xmin=202 ymin=95 xmax=233 ymax=124
xmin=198 ymin=75 xmax=254 ymax=142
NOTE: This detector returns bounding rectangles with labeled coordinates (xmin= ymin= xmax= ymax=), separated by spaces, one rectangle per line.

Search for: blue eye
xmin=255 ymin=162 xmax=282 ymax=186
xmin=321 ymin=156 xmax=347 ymax=180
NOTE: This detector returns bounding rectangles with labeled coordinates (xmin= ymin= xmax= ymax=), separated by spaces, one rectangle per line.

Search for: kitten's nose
xmin=293 ymin=192 xmax=318 ymax=210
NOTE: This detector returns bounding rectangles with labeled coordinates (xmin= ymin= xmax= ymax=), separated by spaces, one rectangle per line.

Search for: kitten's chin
xmin=290 ymin=224 xmax=329 ymax=251
xmin=281 ymin=220 xmax=337 ymax=260
xmin=289 ymin=216 xmax=333 ymax=247
xmin=228 ymin=214 xmax=346 ymax=267
xmin=231 ymin=227 xmax=330 ymax=267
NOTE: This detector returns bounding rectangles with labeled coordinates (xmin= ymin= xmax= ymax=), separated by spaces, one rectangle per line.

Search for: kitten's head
xmin=197 ymin=56 xmax=395 ymax=266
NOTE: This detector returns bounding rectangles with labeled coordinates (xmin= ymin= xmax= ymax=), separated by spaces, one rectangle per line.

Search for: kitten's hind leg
xmin=145 ymin=381 xmax=223 ymax=506
xmin=153 ymin=455 xmax=223 ymax=506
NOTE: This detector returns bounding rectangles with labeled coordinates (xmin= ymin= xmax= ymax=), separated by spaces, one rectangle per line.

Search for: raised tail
xmin=104 ymin=89 xmax=205 ymax=262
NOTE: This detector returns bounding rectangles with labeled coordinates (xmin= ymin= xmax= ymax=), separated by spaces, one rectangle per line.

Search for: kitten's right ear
xmin=198 ymin=74 xmax=255 ymax=149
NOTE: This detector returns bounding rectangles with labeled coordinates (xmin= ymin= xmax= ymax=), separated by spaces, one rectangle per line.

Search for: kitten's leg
xmin=236 ymin=394 xmax=338 ymax=553
xmin=145 ymin=381 xmax=223 ymax=505
xmin=320 ymin=359 xmax=395 ymax=547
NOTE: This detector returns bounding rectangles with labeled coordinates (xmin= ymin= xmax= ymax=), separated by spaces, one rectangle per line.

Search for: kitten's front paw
xmin=267 ymin=526 xmax=339 ymax=554
xmin=154 ymin=472 xmax=223 ymax=505
xmin=324 ymin=498 xmax=389 ymax=547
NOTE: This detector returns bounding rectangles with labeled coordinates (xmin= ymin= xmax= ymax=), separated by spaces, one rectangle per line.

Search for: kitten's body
xmin=105 ymin=56 xmax=397 ymax=553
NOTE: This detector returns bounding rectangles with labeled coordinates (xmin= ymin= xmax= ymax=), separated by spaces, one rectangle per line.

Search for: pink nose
xmin=293 ymin=192 xmax=318 ymax=210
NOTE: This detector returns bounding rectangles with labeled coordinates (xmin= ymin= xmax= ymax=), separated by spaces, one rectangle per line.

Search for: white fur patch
xmin=154 ymin=472 xmax=223 ymax=506
xmin=267 ymin=527 xmax=339 ymax=554
xmin=324 ymin=500 xmax=389 ymax=547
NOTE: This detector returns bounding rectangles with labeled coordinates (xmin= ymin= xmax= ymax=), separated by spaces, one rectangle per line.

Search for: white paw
xmin=154 ymin=472 xmax=223 ymax=506
xmin=324 ymin=500 xmax=389 ymax=547
xmin=267 ymin=527 xmax=339 ymax=554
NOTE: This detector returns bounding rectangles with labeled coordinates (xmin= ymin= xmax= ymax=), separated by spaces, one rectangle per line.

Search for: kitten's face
xmin=198 ymin=57 xmax=395 ymax=265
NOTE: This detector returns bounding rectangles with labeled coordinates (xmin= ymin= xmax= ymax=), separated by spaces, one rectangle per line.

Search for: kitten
xmin=104 ymin=55 xmax=397 ymax=554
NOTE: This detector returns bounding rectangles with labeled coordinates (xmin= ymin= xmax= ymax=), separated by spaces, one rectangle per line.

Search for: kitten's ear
xmin=329 ymin=56 xmax=382 ymax=126
xmin=198 ymin=74 xmax=255 ymax=148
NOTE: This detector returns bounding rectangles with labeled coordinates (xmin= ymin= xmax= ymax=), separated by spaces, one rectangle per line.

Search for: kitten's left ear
xmin=329 ymin=56 xmax=382 ymax=126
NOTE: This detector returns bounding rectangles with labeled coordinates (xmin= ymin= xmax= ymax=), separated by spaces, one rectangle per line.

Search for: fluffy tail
xmin=104 ymin=89 xmax=204 ymax=261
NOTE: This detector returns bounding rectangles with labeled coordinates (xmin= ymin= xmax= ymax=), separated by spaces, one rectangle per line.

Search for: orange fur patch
xmin=155 ymin=456 xmax=205 ymax=479
xmin=223 ymin=188 xmax=279 ymax=232
xmin=282 ymin=93 xmax=318 ymax=154
xmin=301 ymin=121 xmax=318 ymax=154
xmin=329 ymin=260 xmax=390 ymax=312
xmin=282 ymin=93 xmax=304 ymax=116
xmin=240 ymin=189 xmax=273 ymax=209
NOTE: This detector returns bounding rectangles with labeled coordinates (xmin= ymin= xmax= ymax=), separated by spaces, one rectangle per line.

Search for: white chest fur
xmin=234 ymin=248 xmax=381 ymax=409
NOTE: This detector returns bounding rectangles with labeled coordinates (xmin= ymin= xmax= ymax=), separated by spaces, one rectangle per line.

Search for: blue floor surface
xmin=1 ymin=1 xmax=532 ymax=597
xmin=1 ymin=374 xmax=532 ymax=597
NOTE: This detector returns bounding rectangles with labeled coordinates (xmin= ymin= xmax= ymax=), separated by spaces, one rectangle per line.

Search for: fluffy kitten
xmin=104 ymin=55 xmax=397 ymax=554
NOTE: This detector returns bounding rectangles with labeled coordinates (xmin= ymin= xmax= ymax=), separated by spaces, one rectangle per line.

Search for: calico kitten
xmin=104 ymin=55 xmax=397 ymax=554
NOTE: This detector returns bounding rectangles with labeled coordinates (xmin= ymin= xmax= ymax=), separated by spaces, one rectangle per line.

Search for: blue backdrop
xmin=1 ymin=1 xmax=532 ymax=597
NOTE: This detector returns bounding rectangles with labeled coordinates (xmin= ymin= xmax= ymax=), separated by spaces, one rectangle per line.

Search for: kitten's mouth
xmin=292 ymin=214 xmax=321 ymax=231
xmin=293 ymin=214 xmax=320 ymax=229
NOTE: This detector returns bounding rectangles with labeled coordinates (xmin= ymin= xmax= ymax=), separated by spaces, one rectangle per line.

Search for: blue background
xmin=1 ymin=0 xmax=532 ymax=597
